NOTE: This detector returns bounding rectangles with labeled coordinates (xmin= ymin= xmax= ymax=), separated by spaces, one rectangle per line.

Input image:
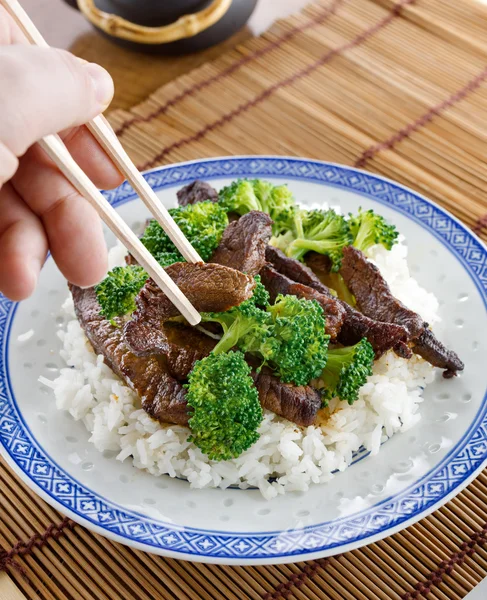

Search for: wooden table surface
xmin=19 ymin=0 xmax=308 ymax=112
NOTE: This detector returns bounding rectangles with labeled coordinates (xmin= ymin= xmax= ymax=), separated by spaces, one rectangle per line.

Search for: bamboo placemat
xmin=2 ymin=0 xmax=487 ymax=598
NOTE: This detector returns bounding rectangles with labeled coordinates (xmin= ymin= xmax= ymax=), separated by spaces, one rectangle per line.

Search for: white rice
xmin=41 ymin=241 xmax=437 ymax=500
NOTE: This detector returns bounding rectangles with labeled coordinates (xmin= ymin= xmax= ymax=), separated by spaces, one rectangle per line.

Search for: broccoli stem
xmin=326 ymin=273 xmax=356 ymax=307
xmin=353 ymin=226 xmax=370 ymax=252
xmin=211 ymin=319 xmax=253 ymax=355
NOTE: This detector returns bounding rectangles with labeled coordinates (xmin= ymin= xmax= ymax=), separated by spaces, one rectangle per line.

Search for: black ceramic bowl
xmin=63 ymin=0 xmax=258 ymax=54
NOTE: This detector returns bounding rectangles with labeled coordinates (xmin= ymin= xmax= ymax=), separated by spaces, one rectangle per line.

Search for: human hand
xmin=0 ymin=6 xmax=123 ymax=301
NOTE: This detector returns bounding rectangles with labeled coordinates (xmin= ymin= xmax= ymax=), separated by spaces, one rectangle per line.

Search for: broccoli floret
xmin=266 ymin=295 xmax=329 ymax=386
xmin=218 ymin=179 xmax=296 ymax=234
xmin=349 ymin=208 xmax=398 ymax=253
xmin=219 ymin=180 xmax=261 ymax=214
xmin=201 ymin=289 xmax=275 ymax=357
xmin=141 ymin=200 xmax=228 ymax=263
xmin=200 ymin=286 xmax=328 ymax=386
xmin=95 ymin=265 xmax=148 ymax=323
xmin=320 ymin=338 xmax=374 ymax=405
xmin=199 ymin=277 xmax=273 ymax=356
xmin=152 ymin=250 xmax=184 ymax=268
xmin=271 ymin=208 xmax=353 ymax=271
xmin=249 ymin=275 xmax=270 ymax=307
xmin=186 ymin=351 xmax=263 ymax=461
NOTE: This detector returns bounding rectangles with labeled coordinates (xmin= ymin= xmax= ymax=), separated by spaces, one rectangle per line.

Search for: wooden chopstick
xmin=86 ymin=117 xmax=202 ymax=264
xmin=1 ymin=0 xmax=202 ymax=325
xmin=39 ymin=134 xmax=201 ymax=325
xmin=0 ymin=0 xmax=203 ymax=265
xmin=0 ymin=572 xmax=26 ymax=600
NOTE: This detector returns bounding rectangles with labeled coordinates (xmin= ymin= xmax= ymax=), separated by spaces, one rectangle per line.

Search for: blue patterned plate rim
xmin=1 ymin=157 xmax=486 ymax=564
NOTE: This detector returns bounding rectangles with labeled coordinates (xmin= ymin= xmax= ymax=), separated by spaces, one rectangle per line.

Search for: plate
xmin=1 ymin=157 xmax=486 ymax=565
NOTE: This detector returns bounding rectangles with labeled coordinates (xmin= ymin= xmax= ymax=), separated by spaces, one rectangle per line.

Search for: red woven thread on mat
xmin=115 ymin=0 xmax=344 ymax=136
xmin=139 ymin=0 xmax=415 ymax=171
xmin=401 ymin=524 xmax=487 ymax=599
xmin=262 ymin=524 xmax=487 ymax=600
xmin=262 ymin=558 xmax=330 ymax=600
xmin=354 ymin=64 xmax=487 ymax=169
xmin=0 ymin=517 xmax=74 ymax=580
xmin=473 ymin=214 xmax=487 ymax=236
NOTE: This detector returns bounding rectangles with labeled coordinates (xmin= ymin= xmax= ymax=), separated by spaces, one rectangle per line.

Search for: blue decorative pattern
xmin=1 ymin=158 xmax=486 ymax=560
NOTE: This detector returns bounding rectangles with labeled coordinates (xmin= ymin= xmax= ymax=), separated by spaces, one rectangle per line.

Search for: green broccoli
xmin=248 ymin=274 xmax=270 ymax=307
xmin=319 ymin=338 xmax=374 ymax=405
xmin=271 ymin=208 xmax=353 ymax=271
xmin=200 ymin=284 xmax=328 ymax=386
xmin=349 ymin=208 xmax=398 ymax=253
xmin=95 ymin=265 xmax=148 ymax=323
xmin=152 ymin=250 xmax=184 ymax=269
xmin=325 ymin=272 xmax=356 ymax=307
xmin=200 ymin=280 xmax=275 ymax=357
xmin=266 ymin=294 xmax=329 ymax=386
xmin=218 ymin=179 xmax=296 ymax=234
xmin=186 ymin=351 xmax=263 ymax=461
xmin=219 ymin=179 xmax=261 ymax=213
xmin=141 ymin=200 xmax=228 ymax=264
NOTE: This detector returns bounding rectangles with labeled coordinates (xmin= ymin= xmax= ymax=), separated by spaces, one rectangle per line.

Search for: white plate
xmin=1 ymin=157 xmax=486 ymax=565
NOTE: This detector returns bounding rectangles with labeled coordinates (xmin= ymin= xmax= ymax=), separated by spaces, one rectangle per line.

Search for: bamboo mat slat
xmin=2 ymin=0 xmax=487 ymax=598
xmin=107 ymin=0 xmax=487 ymax=237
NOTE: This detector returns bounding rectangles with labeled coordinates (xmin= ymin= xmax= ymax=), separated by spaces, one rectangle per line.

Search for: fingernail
xmin=28 ymin=261 xmax=40 ymax=291
xmin=84 ymin=63 xmax=114 ymax=110
xmin=79 ymin=276 xmax=106 ymax=290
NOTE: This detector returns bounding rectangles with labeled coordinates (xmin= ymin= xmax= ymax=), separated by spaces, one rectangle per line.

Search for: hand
xmin=0 ymin=7 xmax=123 ymax=301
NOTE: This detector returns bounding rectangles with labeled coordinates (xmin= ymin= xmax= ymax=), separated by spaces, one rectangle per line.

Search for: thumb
xmin=0 ymin=45 xmax=113 ymax=159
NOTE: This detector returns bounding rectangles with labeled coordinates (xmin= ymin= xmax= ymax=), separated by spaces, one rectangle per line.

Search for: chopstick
xmin=1 ymin=0 xmax=202 ymax=326
xmin=2 ymin=0 xmax=202 ymax=265
xmin=39 ymin=134 xmax=201 ymax=325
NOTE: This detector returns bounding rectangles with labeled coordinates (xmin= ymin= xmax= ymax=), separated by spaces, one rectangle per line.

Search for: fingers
xmin=0 ymin=6 xmax=26 ymax=45
xmin=61 ymin=126 xmax=123 ymax=189
xmin=41 ymin=190 xmax=108 ymax=288
xmin=0 ymin=140 xmax=19 ymax=187
xmin=0 ymin=20 xmax=117 ymax=297
xmin=0 ymin=30 xmax=122 ymax=187
xmin=0 ymin=183 xmax=48 ymax=301
xmin=11 ymin=120 xmax=124 ymax=285
xmin=11 ymin=145 xmax=108 ymax=288
xmin=0 ymin=45 xmax=113 ymax=159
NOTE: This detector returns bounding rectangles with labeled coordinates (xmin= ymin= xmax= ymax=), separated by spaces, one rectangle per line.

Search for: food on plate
xmin=340 ymin=245 xmax=464 ymax=377
xmin=218 ymin=178 xmax=295 ymax=235
xmin=341 ymin=245 xmax=425 ymax=340
xmin=140 ymin=199 xmax=228 ymax=265
xmin=270 ymin=207 xmax=352 ymax=270
xmin=259 ymin=263 xmax=345 ymax=340
xmin=315 ymin=339 xmax=375 ymax=405
xmin=186 ymin=351 xmax=263 ymax=461
xmin=262 ymin=250 xmax=407 ymax=355
xmin=210 ymin=211 xmax=273 ymax=275
xmin=43 ymin=178 xmax=464 ymax=499
xmin=348 ymin=207 xmax=399 ymax=253
xmin=95 ymin=265 xmax=147 ymax=323
xmin=177 ymin=180 xmax=219 ymax=206
xmin=70 ymin=284 xmax=190 ymax=425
